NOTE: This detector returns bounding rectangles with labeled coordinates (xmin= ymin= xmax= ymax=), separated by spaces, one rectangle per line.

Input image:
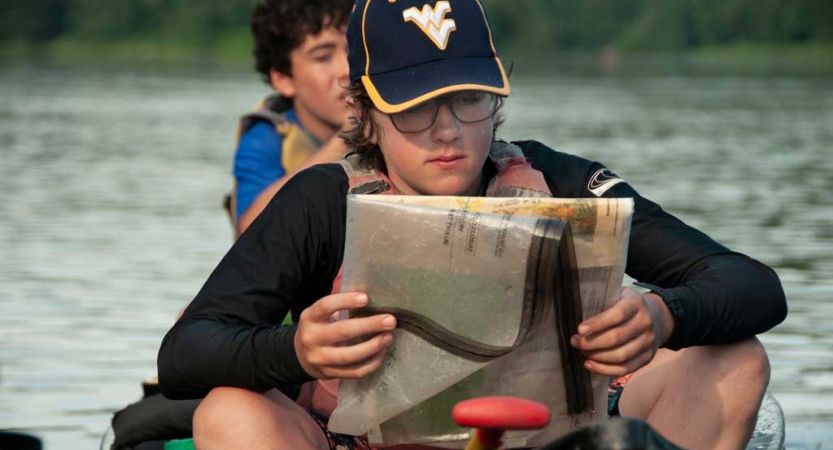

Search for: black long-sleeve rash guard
xmin=158 ymin=140 xmax=787 ymax=400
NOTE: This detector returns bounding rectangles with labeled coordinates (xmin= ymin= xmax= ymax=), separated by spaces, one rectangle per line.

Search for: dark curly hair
xmin=340 ymin=81 xmax=507 ymax=172
xmin=251 ymin=0 xmax=353 ymax=84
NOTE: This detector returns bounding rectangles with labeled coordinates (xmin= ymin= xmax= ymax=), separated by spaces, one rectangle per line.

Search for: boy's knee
xmin=193 ymin=387 xmax=259 ymax=446
xmin=193 ymin=387 xmax=325 ymax=450
xmin=719 ymin=337 xmax=771 ymax=387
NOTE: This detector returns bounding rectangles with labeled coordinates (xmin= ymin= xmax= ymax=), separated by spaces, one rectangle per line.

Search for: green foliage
xmin=5 ymin=0 xmax=256 ymax=45
xmin=2 ymin=0 xmax=831 ymax=57
xmin=66 ymin=0 xmax=156 ymax=39
xmin=616 ymin=0 xmax=833 ymax=51
xmin=1 ymin=0 xmax=69 ymax=41
xmin=160 ymin=0 xmax=258 ymax=45
xmin=483 ymin=0 xmax=832 ymax=53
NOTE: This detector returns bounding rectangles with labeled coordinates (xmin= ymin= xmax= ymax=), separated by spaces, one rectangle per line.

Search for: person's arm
xmin=158 ymin=166 xmax=347 ymax=400
xmin=523 ymin=140 xmax=787 ymax=347
xmin=237 ymin=134 xmax=349 ymax=236
xmin=570 ymin=186 xmax=787 ymax=375
xmin=622 ymin=189 xmax=787 ymax=349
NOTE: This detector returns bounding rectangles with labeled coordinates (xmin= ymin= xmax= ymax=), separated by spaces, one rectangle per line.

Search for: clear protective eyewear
xmin=389 ymin=91 xmax=499 ymax=133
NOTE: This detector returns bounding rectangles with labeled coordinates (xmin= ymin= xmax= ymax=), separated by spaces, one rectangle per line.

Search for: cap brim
xmin=362 ymin=56 xmax=510 ymax=114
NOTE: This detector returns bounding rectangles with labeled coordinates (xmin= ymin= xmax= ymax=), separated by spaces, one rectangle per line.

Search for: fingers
xmin=574 ymin=288 xmax=642 ymax=338
xmin=296 ymin=292 xmax=398 ymax=380
xmin=570 ymin=303 xmax=652 ymax=352
xmin=569 ymin=287 xmax=663 ymax=376
xmin=298 ymin=294 xmax=397 ymax=348
xmin=323 ymin=314 xmax=396 ymax=344
xmin=583 ymin=331 xmax=654 ymax=364
xmin=324 ymin=345 xmax=390 ymax=379
xmin=302 ymin=292 xmax=370 ymax=324
xmin=299 ymin=329 xmax=395 ymax=380
xmin=303 ymin=330 xmax=393 ymax=366
xmin=573 ymin=318 xmax=656 ymax=377
xmin=315 ymin=333 xmax=395 ymax=379
xmin=582 ymin=348 xmax=655 ymax=377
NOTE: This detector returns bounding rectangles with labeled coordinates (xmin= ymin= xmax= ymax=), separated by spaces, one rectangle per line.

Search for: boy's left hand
xmin=570 ymin=287 xmax=674 ymax=376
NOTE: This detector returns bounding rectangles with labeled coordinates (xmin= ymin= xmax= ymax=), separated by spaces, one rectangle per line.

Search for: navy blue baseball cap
xmin=347 ymin=0 xmax=510 ymax=114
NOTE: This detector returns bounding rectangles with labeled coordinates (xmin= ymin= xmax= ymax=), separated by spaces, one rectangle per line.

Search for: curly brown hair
xmin=340 ymin=81 xmax=507 ymax=172
xmin=251 ymin=0 xmax=353 ymax=84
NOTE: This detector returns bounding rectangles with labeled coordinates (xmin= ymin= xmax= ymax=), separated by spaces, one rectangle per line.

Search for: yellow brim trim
xmin=362 ymin=56 xmax=510 ymax=114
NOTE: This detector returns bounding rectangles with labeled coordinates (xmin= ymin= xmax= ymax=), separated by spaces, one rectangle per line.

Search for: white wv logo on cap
xmin=587 ymin=168 xmax=625 ymax=197
xmin=403 ymin=1 xmax=457 ymax=50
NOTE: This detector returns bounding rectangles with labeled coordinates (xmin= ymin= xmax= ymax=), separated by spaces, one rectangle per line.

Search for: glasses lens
xmin=389 ymin=91 xmax=498 ymax=133
xmin=452 ymin=92 xmax=496 ymax=123
xmin=391 ymin=101 xmax=436 ymax=133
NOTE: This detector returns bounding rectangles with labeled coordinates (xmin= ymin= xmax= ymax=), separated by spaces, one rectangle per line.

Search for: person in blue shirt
xmin=231 ymin=0 xmax=355 ymax=236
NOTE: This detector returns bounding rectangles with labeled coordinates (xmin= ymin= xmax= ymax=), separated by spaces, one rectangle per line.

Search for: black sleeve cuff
xmin=633 ymin=281 xmax=690 ymax=350
xmin=265 ymin=323 xmax=317 ymax=386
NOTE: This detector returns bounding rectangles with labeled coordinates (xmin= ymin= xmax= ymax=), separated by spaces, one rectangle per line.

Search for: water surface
xmin=0 ymin=61 xmax=831 ymax=449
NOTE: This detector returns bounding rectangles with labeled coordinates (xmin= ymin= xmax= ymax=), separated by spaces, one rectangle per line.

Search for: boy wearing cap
xmin=159 ymin=1 xmax=786 ymax=449
xmin=231 ymin=0 xmax=354 ymax=235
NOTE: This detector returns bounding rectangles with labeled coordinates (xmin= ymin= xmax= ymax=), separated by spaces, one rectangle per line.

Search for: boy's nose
xmin=336 ymin=51 xmax=350 ymax=84
xmin=430 ymin=104 xmax=462 ymax=142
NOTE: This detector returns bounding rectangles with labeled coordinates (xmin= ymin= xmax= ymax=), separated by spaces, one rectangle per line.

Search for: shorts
xmin=607 ymin=373 xmax=634 ymax=416
xmin=309 ymin=410 xmax=376 ymax=450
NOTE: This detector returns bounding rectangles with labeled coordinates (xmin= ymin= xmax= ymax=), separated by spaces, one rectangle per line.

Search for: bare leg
xmin=192 ymin=387 xmax=330 ymax=450
xmin=618 ymin=337 xmax=770 ymax=450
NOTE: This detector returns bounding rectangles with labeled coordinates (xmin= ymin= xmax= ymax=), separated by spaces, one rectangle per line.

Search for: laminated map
xmin=328 ymin=195 xmax=633 ymax=448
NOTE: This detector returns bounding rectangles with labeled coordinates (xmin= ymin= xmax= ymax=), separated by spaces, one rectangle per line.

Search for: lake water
xmin=1 ymin=61 xmax=831 ymax=449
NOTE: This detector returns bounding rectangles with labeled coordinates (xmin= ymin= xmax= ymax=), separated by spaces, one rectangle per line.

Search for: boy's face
xmin=371 ymin=96 xmax=494 ymax=196
xmin=271 ymin=25 xmax=349 ymax=141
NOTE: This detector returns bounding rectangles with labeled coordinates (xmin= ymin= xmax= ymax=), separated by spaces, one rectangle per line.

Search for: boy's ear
xmin=269 ymin=69 xmax=296 ymax=98
xmin=367 ymin=120 xmax=378 ymax=145
xmin=360 ymin=110 xmax=378 ymax=145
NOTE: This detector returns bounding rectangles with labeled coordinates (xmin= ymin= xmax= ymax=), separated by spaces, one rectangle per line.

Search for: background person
xmin=108 ymin=1 xmax=354 ymax=448
xmin=230 ymin=0 xmax=354 ymax=235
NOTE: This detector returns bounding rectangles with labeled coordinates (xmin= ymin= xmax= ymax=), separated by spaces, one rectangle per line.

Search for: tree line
xmin=2 ymin=0 xmax=831 ymax=52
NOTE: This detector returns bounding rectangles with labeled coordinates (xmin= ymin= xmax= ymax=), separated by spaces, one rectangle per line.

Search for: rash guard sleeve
xmin=520 ymin=140 xmax=787 ymax=350
xmin=158 ymin=164 xmax=349 ymax=400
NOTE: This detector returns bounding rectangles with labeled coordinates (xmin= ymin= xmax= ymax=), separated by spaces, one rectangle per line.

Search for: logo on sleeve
xmin=403 ymin=1 xmax=457 ymax=50
xmin=587 ymin=168 xmax=625 ymax=197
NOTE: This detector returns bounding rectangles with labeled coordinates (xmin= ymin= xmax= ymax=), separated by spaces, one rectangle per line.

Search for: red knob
xmin=452 ymin=396 xmax=551 ymax=430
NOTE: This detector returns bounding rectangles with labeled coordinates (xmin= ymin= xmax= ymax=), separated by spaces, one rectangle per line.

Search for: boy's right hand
xmin=294 ymin=292 xmax=396 ymax=380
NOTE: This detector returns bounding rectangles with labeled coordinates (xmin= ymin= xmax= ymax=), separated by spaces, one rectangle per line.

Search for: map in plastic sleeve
xmin=327 ymin=195 xmax=633 ymax=448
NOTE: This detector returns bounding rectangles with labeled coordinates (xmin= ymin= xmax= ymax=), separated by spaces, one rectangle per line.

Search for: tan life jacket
xmin=225 ymin=94 xmax=323 ymax=229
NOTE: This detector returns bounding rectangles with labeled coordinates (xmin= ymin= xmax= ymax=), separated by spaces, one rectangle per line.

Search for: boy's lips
xmin=428 ymin=154 xmax=466 ymax=169
xmin=429 ymin=153 xmax=465 ymax=162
